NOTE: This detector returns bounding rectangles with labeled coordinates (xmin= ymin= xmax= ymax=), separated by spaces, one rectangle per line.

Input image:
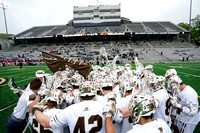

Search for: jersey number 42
xmin=73 ymin=114 xmax=102 ymax=133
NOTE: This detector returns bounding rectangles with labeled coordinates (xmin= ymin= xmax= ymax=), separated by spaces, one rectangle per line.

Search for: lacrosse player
xmin=7 ymin=78 xmax=42 ymax=133
xmin=169 ymin=75 xmax=199 ymax=133
xmin=32 ymin=81 xmax=115 ymax=133
xmin=165 ymin=69 xmax=177 ymax=96
xmin=127 ymin=93 xmax=171 ymax=133
xmin=145 ymin=65 xmax=153 ymax=72
xmin=148 ymin=75 xmax=169 ymax=123
xmin=117 ymin=81 xmax=135 ymax=133
xmin=30 ymin=89 xmax=65 ymax=133
xmin=106 ymin=93 xmax=171 ymax=133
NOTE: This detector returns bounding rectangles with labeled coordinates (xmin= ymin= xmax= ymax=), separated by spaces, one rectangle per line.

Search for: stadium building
xmin=0 ymin=4 xmax=199 ymax=63
xmin=11 ymin=4 xmax=188 ymax=44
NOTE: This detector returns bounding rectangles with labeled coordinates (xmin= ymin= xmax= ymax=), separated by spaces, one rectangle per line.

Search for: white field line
xmin=0 ymin=102 xmax=17 ymax=112
xmin=1 ymin=77 xmax=33 ymax=87
xmin=177 ymin=67 xmax=200 ymax=71
xmin=156 ymin=64 xmax=200 ymax=71
xmin=20 ymin=76 xmax=27 ymax=79
xmin=154 ymin=66 xmax=200 ymax=78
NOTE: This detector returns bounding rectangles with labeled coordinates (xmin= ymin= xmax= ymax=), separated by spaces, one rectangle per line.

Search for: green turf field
xmin=0 ymin=63 xmax=200 ymax=132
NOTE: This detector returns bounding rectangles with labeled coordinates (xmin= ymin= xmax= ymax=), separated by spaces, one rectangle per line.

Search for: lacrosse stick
xmin=8 ymin=77 xmax=23 ymax=97
xmin=134 ymin=57 xmax=144 ymax=76
xmin=8 ymin=77 xmax=17 ymax=90
xmin=111 ymin=55 xmax=119 ymax=69
xmin=22 ymin=121 xmax=30 ymax=133
xmin=99 ymin=47 xmax=109 ymax=63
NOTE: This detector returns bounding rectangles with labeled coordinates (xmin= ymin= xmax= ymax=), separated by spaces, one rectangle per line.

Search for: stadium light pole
xmin=188 ymin=0 xmax=192 ymax=43
xmin=0 ymin=1 xmax=9 ymax=39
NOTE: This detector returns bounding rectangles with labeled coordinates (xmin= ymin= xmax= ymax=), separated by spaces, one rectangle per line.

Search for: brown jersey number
xmin=33 ymin=119 xmax=53 ymax=133
xmin=73 ymin=114 xmax=103 ymax=133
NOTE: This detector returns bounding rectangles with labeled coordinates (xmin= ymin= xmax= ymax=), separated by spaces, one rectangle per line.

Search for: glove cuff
xmin=105 ymin=113 xmax=112 ymax=118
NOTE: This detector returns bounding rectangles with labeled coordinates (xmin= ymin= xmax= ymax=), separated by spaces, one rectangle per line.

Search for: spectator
xmin=97 ymin=59 xmax=99 ymax=65
xmin=2 ymin=61 xmax=5 ymax=67
xmin=102 ymin=58 xmax=104 ymax=67
xmin=186 ymin=56 xmax=189 ymax=61
xmin=182 ymin=57 xmax=185 ymax=62
xmin=19 ymin=61 xmax=23 ymax=69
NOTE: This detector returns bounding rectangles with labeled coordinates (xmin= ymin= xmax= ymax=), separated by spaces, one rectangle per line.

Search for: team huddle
xmin=6 ymin=58 xmax=199 ymax=133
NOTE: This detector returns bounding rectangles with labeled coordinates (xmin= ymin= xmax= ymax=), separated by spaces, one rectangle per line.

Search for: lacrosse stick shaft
xmin=22 ymin=121 xmax=30 ymax=133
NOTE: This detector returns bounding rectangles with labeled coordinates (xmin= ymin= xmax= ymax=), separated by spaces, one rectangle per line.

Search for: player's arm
xmin=34 ymin=110 xmax=51 ymax=128
xmin=105 ymin=117 xmax=115 ymax=133
xmin=170 ymin=96 xmax=198 ymax=117
xmin=181 ymin=99 xmax=198 ymax=117
xmin=28 ymin=95 xmax=40 ymax=108
xmin=121 ymin=107 xmax=131 ymax=118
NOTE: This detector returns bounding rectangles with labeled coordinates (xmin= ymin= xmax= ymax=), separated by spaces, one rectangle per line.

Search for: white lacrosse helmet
xmin=168 ymin=75 xmax=182 ymax=85
xmin=122 ymin=80 xmax=136 ymax=97
xmin=93 ymin=82 xmax=103 ymax=95
xmin=57 ymin=79 xmax=68 ymax=89
xmin=145 ymin=65 xmax=153 ymax=72
xmin=167 ymin=75 xmax=182 ymax=96
xmin=35 ymin=70 xmax=45 ymax=78
xmin=129 ymin=93 xmax=156 ymax=124
xmin=155 ymin=76 xmax=166 ymax=89
xmin=101 ymin=77 xmax=113 ymax=90
xmin=125 ymin=63 xmax=132 ymax=70
xmin=165 ymin=69 xmax=177 ymax=79
xmin=80 ymin=82 xmax=96 ymax=97
xmin=129 ymin=76 xmax=140 ymax=92
xmin=146 ymin=73 xmax=156 ymax=87
xmin=62 ymin=70 xmax=72 ymax=79
xmin=46 ymin=89 xmax=64 ymax=105
xmin=71 ymin=75 xmax=80 ymax=87
xmin=148 ymin=75 xmax=165 ymax=92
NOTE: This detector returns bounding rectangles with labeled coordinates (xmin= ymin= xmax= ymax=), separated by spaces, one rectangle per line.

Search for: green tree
xmin=191 ymin=16 xmax=200 ymax=41
xmin=0 ymin=33 xmax=14 ymax=39
xmin=178 ymin=15 xmax=200 ymax=42
xmin=178 ymin=22 xmax=189 ymax=41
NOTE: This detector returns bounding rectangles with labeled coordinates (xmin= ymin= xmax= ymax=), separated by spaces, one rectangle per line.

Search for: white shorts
xmin=175 ymin=119 xmax=196 ymax=133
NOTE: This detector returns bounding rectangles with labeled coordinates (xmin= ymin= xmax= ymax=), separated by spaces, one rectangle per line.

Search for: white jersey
xmin=176 ymin=85 xmax=199 ymax=125
xmin=13 ymin=89 xmax=36 ymax=119
xmin=50 ymin=100 xmax=106 ymax=133
xmin=112 ymin=84 xmax=122 ymax=99
xmin=102 ymin=92 xmax=122 ymax=133
xmin=151 ymin=89 xmax=169 ymax=123
xmin=127 ymin=119 xmax=172 ymax=133
xmin=117 ymin=95 xmax=133 ymax=133
xmin=30 ymin=109 xmax=64 ymax=133
xmin=95 ymin=95 xmax=105 ymax=103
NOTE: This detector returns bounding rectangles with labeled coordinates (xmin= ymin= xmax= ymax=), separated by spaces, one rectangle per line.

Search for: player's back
xmin=152 ymin=89 xmax=169 ymax=122
xmin=61 ymin=100 xmax=106 ymax=133
xmin=127 ymin=119 xmax=171 ymax=133
xmin=30 ymin=109 xmax=64 ymax=133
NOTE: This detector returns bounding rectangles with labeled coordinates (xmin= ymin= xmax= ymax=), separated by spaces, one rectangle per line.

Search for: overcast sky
xmin=0 ymin=0 xmax=199 ymax=34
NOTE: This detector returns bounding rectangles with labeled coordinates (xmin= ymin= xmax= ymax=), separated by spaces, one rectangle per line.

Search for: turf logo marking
xmin=0 ymin=78 xmax=7 ymax=85
xmin=169 ymin=66 xmax=185 ymax=68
